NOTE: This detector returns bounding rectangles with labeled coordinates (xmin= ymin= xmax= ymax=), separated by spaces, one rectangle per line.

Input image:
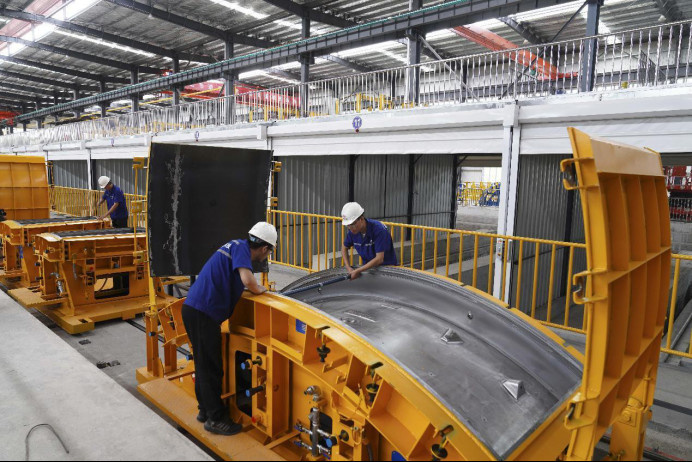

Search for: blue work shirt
xmin=185 ymin=239 xmax=253 ymax=324
xmin=102 ymin=185 xmax=128 ymax=220
xmin=344 ymin=219 xmax=398 ymax=266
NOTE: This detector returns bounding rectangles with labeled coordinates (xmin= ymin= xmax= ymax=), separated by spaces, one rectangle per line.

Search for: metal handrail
xmin=4 ymin=20 xmax=692 ymax=149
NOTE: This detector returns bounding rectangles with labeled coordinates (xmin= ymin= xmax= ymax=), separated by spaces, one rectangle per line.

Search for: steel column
xmin=99 ymin=80 xmax=108 ymax=118
xmin=300 ymin=14 xmax=311 ymax=117
xmin=223 ymin=41 xmax=235 ymax=124
xmin=406 ymin=154 xmax=418 ymax=239
xmin=172 ymin=56 xmax=181 ymax=106
xmin=579 ymin=0 xmax=602 ymax=93
xmin=406 ymin=0 xmax=423 ymax=105
xmin=450 ymin=155 xmax=461 ymax=230
xmin=130 ymin=69 xmax=139 ymax=113
xmin=73 ymin=87 xmax=81 ymax=119
xmin=493 ymin=103 xmax=520 ymax=301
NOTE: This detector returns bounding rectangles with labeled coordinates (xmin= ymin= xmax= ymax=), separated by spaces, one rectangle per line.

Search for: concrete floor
xmin=456 ymin=205 xmax=499 ymax=232
xmin=2 ymin=263 xmax=690 ymax=460
xmin=0 ymin=290 xmax=211 ymax=461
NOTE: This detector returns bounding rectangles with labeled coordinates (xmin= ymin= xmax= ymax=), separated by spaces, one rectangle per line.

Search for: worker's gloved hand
xmin=348 ymin=269 xmax=360 ymax=280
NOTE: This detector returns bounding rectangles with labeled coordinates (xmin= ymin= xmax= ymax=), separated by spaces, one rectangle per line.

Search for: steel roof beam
xmin=0 ymin=35 xmax=162 ymax=74
xmin=266 ymin=68 xmax=302 ymax=81
xmin=652 ymin=0 xmax=684 ymax=22
xmin=0 ymin=7 xmax=215 ymax=64
xmin=499 ymin=16 xmax=546 ymax=43
xmin=0 ymin=82 xmax=78 ymax=98
xmin=261 ymin=0 xmax=353 ymax=28
xmin=0 ymin=68 xmax=101 ymax=91
xmin=0 ymin=55 xmax=129 ymax=84
xmin=19 ymin=0 xmax=575 ymax=120
xmin=321 ymin=54 xmax=373 ymax=73
xmin=0 ymin=90 xmax=71 ymax=103
xmin=102 ymin=0 xmax=279 ymax=48
xmin=260 ymin=0 xmax=385 ymax=72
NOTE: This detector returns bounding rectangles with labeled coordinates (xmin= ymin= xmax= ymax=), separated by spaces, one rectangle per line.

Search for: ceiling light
xmin=208 ymin=0 xmax=268 ymax=19
xmin=54 ymin=30 xmax=156 ymax=57
xmin=273 ymin=19 xmax=303 ymax=31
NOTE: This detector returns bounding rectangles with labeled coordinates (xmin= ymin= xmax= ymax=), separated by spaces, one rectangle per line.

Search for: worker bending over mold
xmin=340 ymin=202 xmax=397 ymax=280
xmin=94 ymin=176 xmax=129 ymax=228
xmin=182 ymin=222 xmax=277 ymax=436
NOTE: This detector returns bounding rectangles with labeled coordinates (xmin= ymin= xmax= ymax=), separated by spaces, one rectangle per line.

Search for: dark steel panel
xmin=282 ymin=266 xmax=582 ymax=459
xmin=147 ymin=143 xmax=272 ymax=277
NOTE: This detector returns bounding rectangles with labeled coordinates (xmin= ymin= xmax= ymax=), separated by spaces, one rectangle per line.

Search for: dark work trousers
xmin=181 ymin=304 xmax=226 ymax=421
xmin=111 ymin=216 xmax=128 ymax=228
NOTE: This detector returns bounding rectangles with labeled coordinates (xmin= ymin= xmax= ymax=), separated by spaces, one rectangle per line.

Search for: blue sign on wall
xmin=352 ymin=116 xmax=363 ymax=131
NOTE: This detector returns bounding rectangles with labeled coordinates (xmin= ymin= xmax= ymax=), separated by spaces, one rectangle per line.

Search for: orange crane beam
xmin=451 ymin=25 xmax=576 ymax=80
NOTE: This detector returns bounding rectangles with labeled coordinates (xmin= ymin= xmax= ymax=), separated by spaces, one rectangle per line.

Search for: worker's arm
xmin=239 ymin=267 xmax=267 ymax=295
xmin=93 ymin=195 xmax=105 ymax=214
xmin=341 ymin=245 xmax=354 ymax=272
xmin=349 ymin=252 xmax=384 ymax=280
xmin=99 ymin=202 xmax=118 ymax=220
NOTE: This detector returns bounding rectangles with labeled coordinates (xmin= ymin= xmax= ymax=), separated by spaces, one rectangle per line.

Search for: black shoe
xmin=196 ymin=409 xmax=207 ymax=423
xmin=204 ymin=418 xmax=242 ymax=436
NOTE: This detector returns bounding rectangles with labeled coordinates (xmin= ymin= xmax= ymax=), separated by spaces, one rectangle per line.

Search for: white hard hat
xmin=249 ymin=222 xmax=277 ymax=248
xmin=97 ymin=176 xmax=111 ymax=189
xmin=341 ymin=202 xmax=364 ymax=226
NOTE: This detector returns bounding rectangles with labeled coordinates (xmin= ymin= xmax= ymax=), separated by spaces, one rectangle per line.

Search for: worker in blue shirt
xmin=182 ymin=222 xmax=277 ymax=436
xmin=94 ymin=176 xmax=129 ymax=228
xmin=340 ymin=202 xmax=397 ymax=279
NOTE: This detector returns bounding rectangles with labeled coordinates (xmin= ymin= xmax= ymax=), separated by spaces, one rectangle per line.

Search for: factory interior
xmin=1 ymin=0 xmax=692 ymax=460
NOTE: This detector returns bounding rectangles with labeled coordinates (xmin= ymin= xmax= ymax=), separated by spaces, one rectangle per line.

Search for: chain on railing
xmin=4 ymin=20 xmax=692 ymax=150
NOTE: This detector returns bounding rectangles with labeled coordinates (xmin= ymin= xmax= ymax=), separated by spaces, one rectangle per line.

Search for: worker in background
xmin=94 ymin=176 xmax=129 ymax=228
xmin=182 ymin=222 xmax=277 ymax=436
xmin=340 ymin=202 xmax=397 ymax=279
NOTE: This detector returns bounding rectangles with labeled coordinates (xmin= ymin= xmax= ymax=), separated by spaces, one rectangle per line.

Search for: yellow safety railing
xmin=663 ymin=253 xmax=692 ymax=360
xmin=457 ymin=182 xmax=501 ymax=207
xmin=45 ymin=187 xmax=691 ymax=360
xmin=49 ymin=186 xmax=146 ymax=228
xmin=268 ymin=209 xmax=692 ymax=360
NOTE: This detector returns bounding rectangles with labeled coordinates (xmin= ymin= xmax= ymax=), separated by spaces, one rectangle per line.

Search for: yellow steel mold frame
xmin=562 ymin=128 xmax=671 ymax=460
xmin=137 ymin=279 xmax=583 ymax=461
xmin=8 ymin=228 xmax=178 ymax=334
xmin=136 ymin=129 xmax=672 ymax=461
xmin=0 ymin=217 xmax=106 ymax=286
xmin=0 ymin=154 xmax=50 ymax=220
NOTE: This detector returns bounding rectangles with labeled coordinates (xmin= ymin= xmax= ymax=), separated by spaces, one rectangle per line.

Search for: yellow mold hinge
xmin=560 ymin=158 xmax=599 ymax=191
xmin=131 ymin=200 xmax=146 ymax=214
xmin=133 ymin=250 xmax=147 ymax=264
xmin=133 ymin=157 xmax=147 ymax=170
xmin=571 ymin=269 xmax=608 ymax=305
xmin=564 ymin=394 xmax=597 ymax=430
xmin=272 ymin=161 xmax=282 ymax=173
xmin=270 ymin=197 xmax=279 ymax=207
